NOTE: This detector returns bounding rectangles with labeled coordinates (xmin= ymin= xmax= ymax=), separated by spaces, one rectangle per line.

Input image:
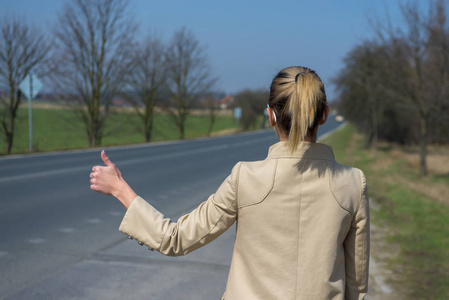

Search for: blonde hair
xmin=268 ymin=66 xmax=327 ymax=152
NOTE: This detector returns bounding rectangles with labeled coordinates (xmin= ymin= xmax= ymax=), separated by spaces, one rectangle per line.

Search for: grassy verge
xmin=322 ymin=124 xmax=449 ymax=299
xmin=0 ymin=107 xmax=238 ymax=154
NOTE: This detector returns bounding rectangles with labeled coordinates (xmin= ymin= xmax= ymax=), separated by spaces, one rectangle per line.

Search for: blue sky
xmin=2 ymin=0 xmax=409 ymax=100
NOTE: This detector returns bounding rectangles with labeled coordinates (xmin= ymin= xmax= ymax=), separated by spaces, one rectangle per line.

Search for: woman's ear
xmin=319 ymin=106 xmax=329 ymax=125
xmin=267 ymin=107 xmax=276 ymax=127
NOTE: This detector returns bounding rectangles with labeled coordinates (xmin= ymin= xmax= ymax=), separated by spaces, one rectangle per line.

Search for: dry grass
xmin=210 ymin=128 xmax=241 ymax=137
xmin=391 ymin=145 xmax=449 ymax=176
xmin=392 ymin=175 xmax=449 ymax=206
xmin=380 ymin=146 xmax=449 ymax=206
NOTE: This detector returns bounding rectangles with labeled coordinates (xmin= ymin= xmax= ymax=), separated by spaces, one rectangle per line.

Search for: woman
xmin=90 ymin=66 xmax=369 ymax=300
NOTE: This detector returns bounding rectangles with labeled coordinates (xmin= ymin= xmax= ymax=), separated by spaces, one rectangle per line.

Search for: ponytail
xmin=268 ymin=66 xmax=327 ymax=152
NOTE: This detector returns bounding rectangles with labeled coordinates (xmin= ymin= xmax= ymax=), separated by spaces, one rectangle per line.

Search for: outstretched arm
xmin=90 ymin=150 xmax=240 ymax=256
xmin=90 ymin=150 xmax=137 ymax=209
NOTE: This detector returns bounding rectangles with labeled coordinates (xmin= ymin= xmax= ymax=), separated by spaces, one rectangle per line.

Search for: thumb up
xmin=90 ymin=150 xmax=137 ymax=209
xmin=101 ymin=150 xmax=114 ymax=167
xmin=90 ymin=150 xmax=123 ymax=195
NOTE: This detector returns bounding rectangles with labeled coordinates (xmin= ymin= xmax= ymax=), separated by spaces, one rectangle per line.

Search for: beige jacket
xmin=119 ymin=142 xmax=370 ymax=300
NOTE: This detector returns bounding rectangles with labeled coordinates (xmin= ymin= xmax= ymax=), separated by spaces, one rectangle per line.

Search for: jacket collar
xmin=267 ymin=141 xmax=335 ymax=161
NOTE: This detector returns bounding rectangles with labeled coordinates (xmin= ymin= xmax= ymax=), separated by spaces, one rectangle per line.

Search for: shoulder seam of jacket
xmin=327 ymin=161 xmax=354 ymax=215
xmin=238 ymin=159 xmax=277 ymax=208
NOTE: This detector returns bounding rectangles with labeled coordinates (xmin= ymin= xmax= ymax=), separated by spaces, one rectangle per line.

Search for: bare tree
xmin=165 ymin=27 xmax=216 ymax=139
xmin=127 ymin=34 xmax=167 ymax=142
xmin=0 ymin=17 xmax=50 ymax=154
xmin=425 ymin=0 xmax=449 ymax=144
xmin=334 ymin=41 xmax=396 ymax=149
xmin=373 ymin=0 xmax=449 ymax=176
xmin=51 ymin=0 xmax=137 ymax=147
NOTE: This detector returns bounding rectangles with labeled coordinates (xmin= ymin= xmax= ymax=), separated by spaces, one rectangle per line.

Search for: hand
xmin=90 ymin=150 xmax=122 ymax=195
xmin=90 ymin=150 xmax=137 ymax=209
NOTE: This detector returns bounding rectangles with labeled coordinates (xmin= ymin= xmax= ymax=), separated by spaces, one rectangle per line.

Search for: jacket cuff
xmin=119 ymin=196 xmax=169 ymax=251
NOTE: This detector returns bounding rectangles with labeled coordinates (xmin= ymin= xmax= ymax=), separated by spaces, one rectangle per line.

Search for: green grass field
xmin=0 ymin=107 xmax=238 ymax=154
xmin=322 ymin=124 xmax=449 ymax=299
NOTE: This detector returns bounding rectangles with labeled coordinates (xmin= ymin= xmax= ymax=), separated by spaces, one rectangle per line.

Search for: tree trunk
xmin=178 ymin=110 xmax=187 ymax=139
xmin=89 ymin=134 xmax=97 ymax=147
xmin=4 ymin=88 xmax=16 ymax=154
xmin=370 ymin=96 xmax=378 ymax=151
xmin=5 ymin=130 xmax=13 ymax=154
xmin=4 ymin=97 xmax=17 ymax=154
xmin=179 ymin=122 xmax=185 ymax=139
xmin=207 ymin=107 xmax=215 ymax=137
xmin=419 ymin=115 xmax=428 ymax=176
xmin=88 ymin=120 xmax=102 ymax=147
xmin=365 ymin=130 xmax=373 ymax=149
xmin=145 ymin=117 xmax=153 ymax=143
xmin=145 ymin=127 xmax=152 ymax=142
xmin=207 ymin=116 xmax=215 ymax=137
xmin=144 ymin=103 xmax=154 ymax=143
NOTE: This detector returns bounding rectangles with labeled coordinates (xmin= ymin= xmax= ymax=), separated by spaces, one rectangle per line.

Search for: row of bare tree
xmin=0 ymin=0 xmax=216 ymax=154
xmin=334 ymin=0 xmax=449 ymax=176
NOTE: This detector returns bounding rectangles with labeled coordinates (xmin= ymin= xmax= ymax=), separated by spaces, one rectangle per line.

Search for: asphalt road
xmin=0 ymin=119 xmax=342 ymax=299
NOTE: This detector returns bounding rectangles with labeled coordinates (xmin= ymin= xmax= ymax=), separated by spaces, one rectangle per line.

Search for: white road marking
xmin=117 ymin=144 xmax=230 ymax=166
xmin=86 ymin=219 xmax=101 ymax=224
xmin=60 ymin=228 xmax=76 ymax=233
xmin=108 ymin=211 xmax=122 ymax=216
xmin=28 ymin=238 xmax=45 ymax=244
xmin=0 ymin=165 xmax=90 ymax=183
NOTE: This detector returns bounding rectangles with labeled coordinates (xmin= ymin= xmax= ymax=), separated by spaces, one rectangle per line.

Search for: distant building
xmin=219 ymin=95 xmax=234 ymax=109
xmin=112 ymin=98 xmax=133 ymax=107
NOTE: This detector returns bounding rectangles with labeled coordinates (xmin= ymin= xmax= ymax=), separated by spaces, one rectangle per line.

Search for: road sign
xmin=19 ymin=74 xmax=43 ymax=99
xmin=234 ymin=107 xmax=242 ymax=119
xmin=19 ymin=74 xmax=43 ymax=151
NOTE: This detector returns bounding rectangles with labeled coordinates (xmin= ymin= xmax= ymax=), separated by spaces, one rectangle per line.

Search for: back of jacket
xmin=119 ymin=142 xmax=369 ymax=300
xmin=224 ymin=142 xmax=369 ymax=300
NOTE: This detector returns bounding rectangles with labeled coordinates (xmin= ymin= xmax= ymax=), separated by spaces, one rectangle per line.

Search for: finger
xmin=101 ymin=150 xmax=114 ymax=167
xmin=90 ymin=172 xmax=95 ymax=179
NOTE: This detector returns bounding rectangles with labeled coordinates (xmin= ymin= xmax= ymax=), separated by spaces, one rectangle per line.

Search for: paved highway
xmin=0 ymin=119 xmax=342 ymax=299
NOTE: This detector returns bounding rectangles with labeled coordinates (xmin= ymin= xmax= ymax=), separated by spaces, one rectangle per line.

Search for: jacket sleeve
xmin=344 ymin=169 xmax=370 ymax=300
xmin=119 ymin=162 xmax=241 ymax=256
